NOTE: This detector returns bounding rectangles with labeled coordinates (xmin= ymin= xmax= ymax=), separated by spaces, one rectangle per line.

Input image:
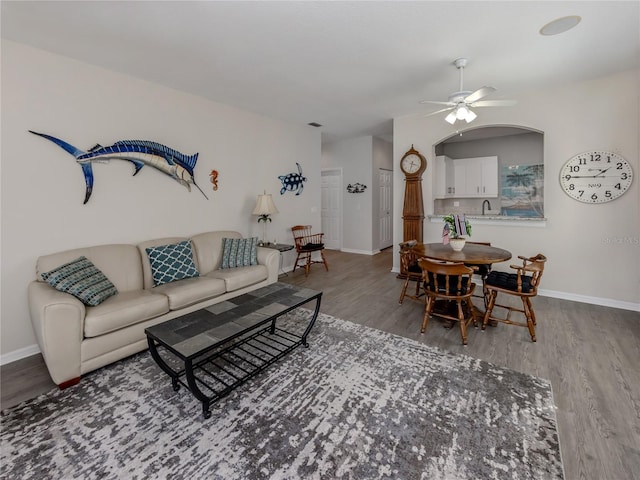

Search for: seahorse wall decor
xmin=279 ymin=163 xmax=307 ymax=195
xmin=30 ymin=131 xmax=208 ymax=204
xmin=209 ymin=170 xmax=219 ymax=191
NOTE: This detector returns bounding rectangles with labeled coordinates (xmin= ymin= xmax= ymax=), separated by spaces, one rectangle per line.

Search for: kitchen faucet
xmin=482 ymin=199 xmax=492 ymax=215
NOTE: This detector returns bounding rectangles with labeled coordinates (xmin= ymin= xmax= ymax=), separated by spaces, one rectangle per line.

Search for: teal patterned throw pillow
xmin=220 ymin=237 xmax=258 ymax=269
xmin=41 ymin=256 xmax=118 ymax=306
xmin=146 ymin=241 xmax=200 ymax=287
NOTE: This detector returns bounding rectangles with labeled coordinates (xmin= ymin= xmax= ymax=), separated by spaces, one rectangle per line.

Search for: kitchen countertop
xmin=428 ymin=214 xmax=547 ymax=226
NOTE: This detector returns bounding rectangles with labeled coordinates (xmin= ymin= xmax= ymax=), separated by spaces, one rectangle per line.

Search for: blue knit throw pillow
xmin=41 ymin=256 xmax=118 ymax=306
xmin=220 ymin=237 xmax=258 ymax=269
xmin=145 ymin=241 xmax=199 ymax=287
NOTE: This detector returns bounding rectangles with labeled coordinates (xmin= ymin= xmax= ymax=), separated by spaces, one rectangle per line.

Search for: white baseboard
xmin=387 ymin=272 xmax=638 ymax=312
xmin=341 ymin=248 xmax=377 ymax=255
xmin=1 ymin=343 xmax=41 ymax=366
xmin=538 ymin=288 xmax=640 ymax=312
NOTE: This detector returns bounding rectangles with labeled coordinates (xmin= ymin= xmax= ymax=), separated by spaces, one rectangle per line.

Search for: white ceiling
xmin=2 ymin=1 xmax=639 ymax=144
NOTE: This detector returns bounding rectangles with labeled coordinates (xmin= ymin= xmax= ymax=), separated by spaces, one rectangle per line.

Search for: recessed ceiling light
xmin=540 ymin=15 xmax=581 ymax=36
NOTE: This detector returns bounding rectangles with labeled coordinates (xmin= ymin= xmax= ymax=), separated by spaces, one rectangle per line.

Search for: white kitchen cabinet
xmin=434 ymin=155 xmax=455 ymax=198
xmin=479 ymin=157 xmax=498 ymax=197
xmin=451 ymin=156 xmax=498 ymax=198
xmin=453 ymin=161 xmax=467 ymax=197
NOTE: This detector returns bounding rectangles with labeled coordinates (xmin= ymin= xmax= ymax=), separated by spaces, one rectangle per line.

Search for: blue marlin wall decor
xmin=30 ymin=131 xmax=208 ymax=204
xmin=278 ymin=163 xmax=307 ymax=195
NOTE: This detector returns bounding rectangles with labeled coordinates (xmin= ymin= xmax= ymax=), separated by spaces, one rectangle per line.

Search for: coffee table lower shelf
xmin=145 ymin=283 xmax=322 ymax=419
xmin=148 ymin=323 xmax=313 ymax=419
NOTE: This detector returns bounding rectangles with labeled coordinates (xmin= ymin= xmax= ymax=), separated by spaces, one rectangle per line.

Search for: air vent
xmin=307 ymin=122 xmax=322 ymax=127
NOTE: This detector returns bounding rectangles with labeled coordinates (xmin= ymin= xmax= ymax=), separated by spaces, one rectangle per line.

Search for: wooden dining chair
xmin=419 ymin=258 xmax=478 ymax=345
xmin=398 ymin=240 xmax=423 ymax=304
xmin=291 ymin=225 xmax=329 ymax=276
xmin=481 ymin=254 xmax=547 ymax=342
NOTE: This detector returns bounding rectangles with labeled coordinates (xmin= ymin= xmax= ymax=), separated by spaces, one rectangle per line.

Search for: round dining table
xmin=413 ymin=242 xmax=512 ymax=265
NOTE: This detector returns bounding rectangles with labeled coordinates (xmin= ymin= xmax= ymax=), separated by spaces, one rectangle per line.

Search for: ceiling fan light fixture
xmin=456 ymin=105 xmax=469 ymax=120
xmin=465 ymin=109 xmax=477 ymax=123
xmin=445 ymin=111 xmax=457 ymax=124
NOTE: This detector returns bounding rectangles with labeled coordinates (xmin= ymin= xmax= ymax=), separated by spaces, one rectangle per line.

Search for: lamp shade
xmin=445 ymin=111 xmax=457 ymax=124
xmin=456 ymin=105 xmax=469 ymax=120
xmin=252 ymin=192 xmax=279 ymax=216
xmin=465 ymin=109 xmax=477 ymax=123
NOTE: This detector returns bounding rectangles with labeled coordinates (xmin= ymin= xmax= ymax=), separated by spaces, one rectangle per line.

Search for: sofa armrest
xmin=28 ymin=281 xmax=85 ymax=386
xmin=257 ymin=247 xmax=280 ymax=284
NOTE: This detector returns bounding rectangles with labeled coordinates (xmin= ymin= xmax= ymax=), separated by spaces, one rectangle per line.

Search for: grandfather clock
xmin=400 ymin=145 xmax=427 ymax=242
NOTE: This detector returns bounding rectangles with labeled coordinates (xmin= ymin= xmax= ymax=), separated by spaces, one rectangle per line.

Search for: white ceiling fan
xmin=420 ymin=58 xmax=516 ymax=124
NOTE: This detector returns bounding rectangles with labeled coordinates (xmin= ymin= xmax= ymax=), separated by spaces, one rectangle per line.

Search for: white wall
xmin=322 ymin=136 xmax=393 ymax=254
xmin=394 ymin=69 xmax=640 ymax=309
xmin=322 ymin=136 xmax=373 ymax=253
xmin=0 ymin=41 xmax=321 ymax=360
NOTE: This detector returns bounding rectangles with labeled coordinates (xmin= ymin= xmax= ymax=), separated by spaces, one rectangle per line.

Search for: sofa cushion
xmin=190 ymin=231 xmax=241 ymax=274
xmin=485 ymin=271 xmax=533 ymax=293
xmin=41 ymin=256 xmax=118 ymax=306
xmin=207 ymin=265 xmax=268 ymax=292
xmin=137 ymin=237 xmax=190 ymax=290
xmin=37 ymin=245 xmax=143 ymax=293
xmin=145 ymin=241 xmax=199 ymax=287
xmin=220 ymin=237 xmax=259 ymax=269
xmin=151 ymin=276 xmax=227 ymax=310
xmin=84 ymin=290 xmax=170 ymax=337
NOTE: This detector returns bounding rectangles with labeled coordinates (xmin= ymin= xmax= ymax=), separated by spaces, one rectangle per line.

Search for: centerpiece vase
xmin=449 ymin=237 xmax=466 ymax=252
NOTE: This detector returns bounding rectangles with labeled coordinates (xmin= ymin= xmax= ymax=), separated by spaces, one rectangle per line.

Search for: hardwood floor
xmin=3 ymin=249 xmax=639 ymax=479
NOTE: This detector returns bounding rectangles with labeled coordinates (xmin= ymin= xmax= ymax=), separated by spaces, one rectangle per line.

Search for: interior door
xmin=378 ymin=168 xmax=393 ymax=249
xmin=321 ymin=170 xmax=341 ymax=250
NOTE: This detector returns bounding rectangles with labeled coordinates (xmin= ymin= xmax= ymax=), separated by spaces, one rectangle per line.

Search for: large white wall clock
xmin=559 ymin=151 xmax=633 ymax=203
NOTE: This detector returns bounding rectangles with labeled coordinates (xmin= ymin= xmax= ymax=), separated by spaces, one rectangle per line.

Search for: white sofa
xmin=28 ymin=231 xmax=280 ymax=388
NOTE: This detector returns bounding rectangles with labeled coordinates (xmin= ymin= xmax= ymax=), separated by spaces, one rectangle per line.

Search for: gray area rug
xmin=1 ymin=310 xmax=563 ymax=479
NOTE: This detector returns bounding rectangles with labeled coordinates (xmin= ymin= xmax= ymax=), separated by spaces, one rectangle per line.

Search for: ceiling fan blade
xmin=471 ymin=99 xmax=518 ymax=107
xmin=419 ymin=100 xmax=456 ymax=106
xmin=464 ymin=86 xmax=496 ymax=104
xmin=424 ymin=106 xmax=455 ymax=117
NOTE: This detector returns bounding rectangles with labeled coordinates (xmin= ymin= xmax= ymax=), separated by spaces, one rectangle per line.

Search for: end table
xmin=260 ymin=242 xmax=294 ymax=276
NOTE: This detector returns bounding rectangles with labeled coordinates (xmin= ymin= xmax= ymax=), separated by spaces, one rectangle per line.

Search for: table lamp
xmin=252 ymin=191 xmax=279 ymax=245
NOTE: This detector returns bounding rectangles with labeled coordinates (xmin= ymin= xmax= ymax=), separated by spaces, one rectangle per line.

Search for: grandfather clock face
xmin=401 ymin=146 xmax=426 ymax=242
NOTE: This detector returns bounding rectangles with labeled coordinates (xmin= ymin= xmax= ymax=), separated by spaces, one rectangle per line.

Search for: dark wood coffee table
xmin=145 ymin=282 xmax=322 ymax=418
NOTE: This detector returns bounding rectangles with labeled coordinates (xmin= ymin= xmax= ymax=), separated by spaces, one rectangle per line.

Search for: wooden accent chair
xmin=481 ymin=254 xmax=547 ymax=342
xmin=398 ymin=240 xmax=423 ymax=304
xmin=419 ymin=258 xmax=478 ymax=345
xmin=291 ymin=225 xmax=329 ymax=276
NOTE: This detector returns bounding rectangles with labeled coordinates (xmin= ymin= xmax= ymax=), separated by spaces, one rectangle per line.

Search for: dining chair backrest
xmin=518 ymin=253 xmax=547 ymax=293
xmin=418 ymin=258 xmax=478 ymax=345
xmin=398 ymin=240 xmax=423 ymax=304
xmin=419 ymin=258 xmax=475 ymax=298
